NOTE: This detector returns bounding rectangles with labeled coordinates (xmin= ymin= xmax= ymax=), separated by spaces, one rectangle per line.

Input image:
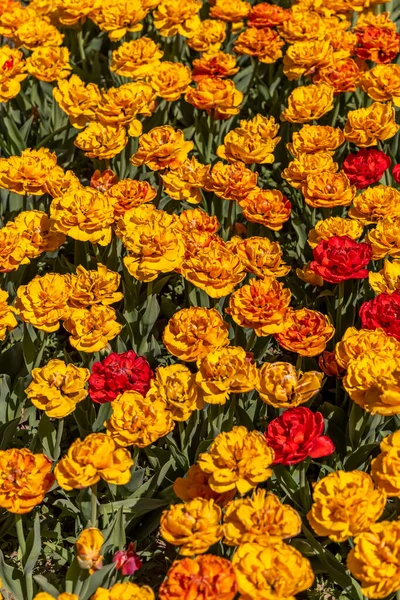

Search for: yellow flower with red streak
xmin=239 ymin=188 xmax=292 ymax=230
xmin=131 ymin=126 xmax=193 ymax=170
xmin=15 ymin=273 xmax=70 ymax=332
xmin=233 ymin=541 xmax=314 ymax=600
xmin=229 ymin=236 xmax=290 ymax=279
xmin=327 ymin=29 xmax=358 ymax=60
xmin=360 ymin=64 xmax=400 ymax=106
xmin=0 ymin=2 xmax=33 ymax=39
xmin=278 ymin=9 xmax=326 ymax=43
xmin=180 ymin=239 xmax=246 ymax=298
xmin=335 ymin=326 xmax=400 ymax=370
xmin=241 ymin=114 xmax=280 ymax=139
xmin=349 ymin=185 xmax=400 ymax=224
xmin=160 ymin=498 xmax=222 ymax=556
xmin=371 ymin=431 xmax=400 ymax=497
xmin=163 ymin=307 xmax=229 ymax=362
xmin=217 ymin=130 xmax=277 ymax=165
xmin=282 ymin=152 xmax=338 ymax=189
xmin=314 ymin=58 xmax=365 ymax=93
xmin=173 ymin=464 xmax=235 ymax=506
xmin=63 ymin=305 xmax=122 ymax=352
xmin=91 ymin=583 xmax=154 ymax=600
xmin=106 ymin=390 xmax=174 ymax=447
xmin=301 ymin=171 xmax=356 ymax=208
xmin=234 ymin=27 xmax=284 ymax=63
xmin=90 ymin=0 xmax=149 ymax=42
xmin=13 ymin=210 xmax=65 ymax=259
xmin=192 ymin=52 xmax=239 ymax=81
xmin=54 ymin=433 xmax=133 ymax=490
xmin=147 ymin=364 xmax=203 ymax=422
xmin=110 ymin=37 xmax=163 ymax=79
xmin=153 ymin=0 xmax=201 ymax=38
xmin=307 ymin=470 xmax=386 ymax=542
xmin=0 ymin=448 xmax=54 ymax=514
xmin=205 ymin=161 xmax=257 ymax=202
xmin=344 ymin=102 xmax=399 ymax=147
xmin=288 ymin=124 xmax=344 ymax=156
xmin=0 ymin=147 xmax=57 ymax=195
xmin=161 ymin=157 xmax=210 ymax=204
xmin=210 ymin=0 xmax=250 ymax=23
xmin=369 ymin=259 xmax=400 ymax=294
xmin=76 ymin=528 xmax=104 ymax=573
xmin=50 ymin=187 xmax=114 ymax=246
xmin=367 ymin=216 xmax=400 ymax=260
xmin=187 ymin=19 xmax=226 ymax=53
xmin=0 ymin=289 xmax=17 ymax=341
xmin=227 ymin=277 xmax=291 ymax=336
xmin=196 ymin=346 xmax=258 ymax=405
xmin=158 ymin=555 xmax=237 ymax=600
xmin=177 ymin=208 xmax=220 ymax=235
xmin=149 ymin=62 xmax=192 ymax=102
xmin=256 ymin=362 xmax=324 ymax=408
xmin=55 ymin=0 xmax=101 ymax=26
xmin=67 ymin=264 xmax=123 ymax=309
xmin=223 ymin=489 xmax=302 ymax=546
xmin=308 ymin=217 xmax=363 ymax=248
xmin=0 ymin=224 xmax=29 ymax=273
xmin=198 ymin=426 xmax=274 ymax=495
xmin=282 ymin=82 xmax=334 ymax=123
xmin=0 ymin=46 xmax=27 ymax=102
xmin=75 ymin=122 xmax=128 ymax=160
xmin=248 ymin=2 xmax=291 ymax=28
xmin=25 ymin=359 xmax=89 ymax=419
xmin=185 ymin=78 xmax=243 ymax=120
xmin=275 ymin=308 xmax=335 ymax=357
xmin=283 ymin=39 xmax=333 ymax=80
xmin=14 ymin=18 xmax=63 ymax=50
xmin=107 ymin=179 xmax=156 ymax=218
xmin=26 ymin=46 xmax=71 ymax=82
xmin=53 ymin=75 xmax=101 ymax=129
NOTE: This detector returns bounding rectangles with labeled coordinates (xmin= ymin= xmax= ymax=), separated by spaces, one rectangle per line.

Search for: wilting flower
xmin=0 ymin=290 xmax=17 ymax=341
xmin=50 ymin=187 xmax=114 ymax=246
xmin=26 ymin=46 xmax=71 ymax=82
xmin=26 ymin=359 xmax=89 ymax=419
xmin=372 ymin=431 xmax=400 ymax=496
xmin=335 ymin=326 xmax=400 ymax=370
xmin=131 ymin=126 xmax=193 ymax=170
xmin=282 ymin=152 xmax=337 ymax=190
xmin=90 ymin=0 xmax=149 ymax=42
xmin=239 ymin=188 xmax=291 ymax=230
xmin=53 ymin=74 xmax=101 ymax=129
xmin=89 ymin=351 xmax=153 ymax=404
xmin=308 ymin=470 xmax=386 ymax=542
xmin=76 ymin=528 xmax=104 ymax=573
xmin=196 ymin=346 xmax=258 ymax=405
xmin=281 ymin=83 xmax=334 ymax=123
xmin=275 ymin=308 xmax=335 ymax=357
xmin=91 ymin=582 xmax=154 ymax=600
xmin=310 ymin=236 xmax=371 ymax=284
xmin=105 ymin=390 xmax=174 ymax=447
xmin=54 ymin=433 xmax=133 ymax=490
xmin=153 ymin=0 xmax=201 ymax=38
xmin=308 ymin=217 xmax=363 ymax=249
xmin=161 ymin=157 xmax=210 ymax=204
xmin=187 ymin=19 xmax=227 ymax=53
xmin=301 ymin=171 xmax=356 ymax=208
xmin=223 ymin=489 xmax=301 ymax=546
xmin=229 ymin=236 xmax=290 ymax=279
xmin=283 ymin=39 xmax=332 ymax=80
xmin=147 ymin=364 xmax=203 ymax=421
xmin=248 ymin=2 xmax=291 ymax=28
xmin=173 ymin=464 xmax=235 ymax=506
xmin=160 ymin=498 xmax=222 ymax=556
xmin=265 ymin=407 xmax=335 ymax=466
xmin=15 ymin=273 xmax=70 ymax=332
xmin=349 ymin=185 xmax=400 ymax=224
xmin=110 ymin=37 xmax=163 ymax=79
xmin=63 ymin=305 xmax=122 ymax=352
xmin=210 ymin=0 xmax=250 ymax=22
xmin=158 ymin=555 xmax=237 ymax=600
xmin=234 ymin=27 xmax=284 ymax=63
xmin=344 ymin=102 xmax=399 ymax=147
xmin=163 ymin=307 xmax=229 ymax=362
xmin=113 ymin=543 xmax=142 ymax=576
xmin=192 ymin=52 xmax=239 ymax=81
xmin=226 ymin=277 xmax=291 ymax=337
xmin=232 ymin=542 xmax=314 ymax=599
xmin=0 ymin=147 xmax=57 ymax=195
xmin=369 ymin=259 xmax=400 ymax=294
xmin=360 ymin=63 xmax=400 ymax=106
xmin=343 ymin=148 xmax=391 ymax=189
xmin=287 ymin=124 xmax=344 ymax=156
xmin=198 ymin=426 xmax=274 ymax=495
xmin=256 ymin=362 xmax=323 ymax=408
xmin=0 ymin=448 xmax=54 ymax=514
xmin=347 ymin=520 xmax=400 ymax=599
xmin=185 ymin=78 xmax=243 ymax=120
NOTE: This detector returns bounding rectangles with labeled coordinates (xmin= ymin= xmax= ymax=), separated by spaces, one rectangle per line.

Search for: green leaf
xmin=0 ymin=417 xmax=20 ymax=450
xmin=80 ymin=563 xmax=116 ymax=600
xmin=33 ymin=575 xmax=59 ymax=598
xmin=0 ymin=549 xmax=24 ymax=600
xmin=24 ymin=513 xmax=41 ymax=575
xmin=38 ymin=413 xmax=57 ymax=460
xmin=22 ymin=324 xmax=37 ymax=372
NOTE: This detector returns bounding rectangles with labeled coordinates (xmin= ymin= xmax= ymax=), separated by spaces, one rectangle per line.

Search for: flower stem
xmin=206 ymin=109 xmax=215 ymax=163
xmin=90 ymin=483 xmax=98 ymax=527
xmin=335 ymin=281 xmax=345 ymax=340
xmin=54 ymin=418 xmax=64 ymax=461
xmin=16 ymin=514 xmax=34 ymax=599
xmin=245 ymin=330 xmax=256 ymax=352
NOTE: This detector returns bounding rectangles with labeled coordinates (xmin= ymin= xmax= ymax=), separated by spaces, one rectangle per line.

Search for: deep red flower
xmin=355 ymin=26 xmax=400 ymax=64
xmin=88 ymin=350 xmax=154 ymax=404
xmin=264 ymin=407 xmax=335 ymax=466
xmin=113 ymin=542 xmax=142 ymax=576
xmin=360 ymin=291 xmax=400 ymax=341
xmin=310 ymin=235 xmax=372 ymax=284
xmin=318 ymin=351 xmax=345 ymax=378
xmin=393 ymin=164 xmax=400 ymax=184
xmin=343 ymin=149 xmax=391 ymax=189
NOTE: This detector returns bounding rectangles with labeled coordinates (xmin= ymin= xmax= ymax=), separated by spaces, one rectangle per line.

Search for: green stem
xmin=77 ymin=29 xmax=86 ymax=67
xmin=90 ymin=483 xmax=98 ymax=526
xmin=223 ymin=200 xmax=235 ymax=241
xmin=244 ymin=58 xmax=259 ymax=102
xmin=16 ymin=515 xmax=34 ymax=600
xmin=330 ymin=96 xmax=341 ymax=127
xmin=335 ymin=281 xmax=345 ymax=341
xmin=206 ymin=109 xmax=215 ymax=163
xmin=245 ymin=330 xmax=256 ymax=352
xmin=54 ymin=418 xmax=64 ymax=461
